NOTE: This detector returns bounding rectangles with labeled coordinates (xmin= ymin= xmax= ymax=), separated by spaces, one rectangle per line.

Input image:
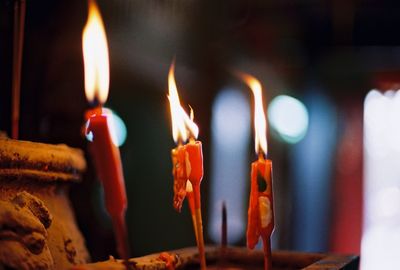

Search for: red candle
xmin=185 ymin=139 xmax=206 ymax=269
xmin=82 ymin=0 xmax=129 ymax=260
xmin=248 ymin=157 xmax=274 ymax=270
xmin=171 ymin=144 xmax=188 ymax=212
xmin=168 ymin=61 xmax=206 ymax=270
xmin=85 ymin=108 xmax=129 ymax=259
xmin=240 ymin=73 xmax=274 ymax=270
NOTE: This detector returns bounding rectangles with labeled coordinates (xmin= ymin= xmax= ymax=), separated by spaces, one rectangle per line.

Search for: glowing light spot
xmin=375 ymin=187 xmax=400 ymax=218
xmin=364 ymin=90 xmax=400 ymax=158
xmin=85 ymin=108 xmax=127 ymax=147
xmin=209 ymin=88 xmax=251 ymax=244
xmin=268 ymin=95 xmax=309 ymax=144
xmin=362 ymin=89 xmax=400 ymax=270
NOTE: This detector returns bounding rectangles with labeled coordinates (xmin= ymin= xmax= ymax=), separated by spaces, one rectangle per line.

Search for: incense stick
xmin=262 ymin=237 xmax=272 ymax=270
xmin=12 ymin=0 xmax=26 ymax=139
xmin=218 ymin=201 xmax=228 ymax=266
xmin=221 ymin=202 xmax=227 ymax=249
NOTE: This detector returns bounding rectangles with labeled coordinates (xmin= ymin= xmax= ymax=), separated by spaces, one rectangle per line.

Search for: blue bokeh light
xmin=85 ymin=108 xmax=127 ymax=147
xmin=268 ymin=95 xmax=309 ymax=144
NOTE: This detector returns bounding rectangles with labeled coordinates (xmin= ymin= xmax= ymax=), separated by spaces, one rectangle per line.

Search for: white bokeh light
xmin=375 ymin=187 xmax=400 ymax=218
xmin=268 ymin=95 xmax=309 ymax=144
xmin=362 ymin=89 xmax=400 ymax=270
xmin=209 ymin=88 xmax=251 ymax=244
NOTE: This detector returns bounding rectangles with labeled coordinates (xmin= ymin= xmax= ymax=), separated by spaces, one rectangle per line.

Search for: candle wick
xmin=89 ymin=97 xmax=102 ymax=109
xmin=258 ymin=152 xmax=265 ymax=161
xmin=177 ymin=138 xmax=183 ymax=147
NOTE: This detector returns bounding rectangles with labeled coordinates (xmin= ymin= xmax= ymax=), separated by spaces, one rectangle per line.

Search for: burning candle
xmin=82 ymin=0 xmax=129 ymax=260
xmin=168 ymin=61 xmax=206 ymax=270
xmin=240 ymin=73 xmax=274 ymax=270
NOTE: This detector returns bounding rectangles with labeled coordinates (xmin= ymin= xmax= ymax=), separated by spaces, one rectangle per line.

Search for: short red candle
xmin=247 ymin=158 xmax=274 ymax=248
xmin=247 ymin=157 xmax=274 ymax=270
xmin=171 ymin=140 xmax=203 ymax=209
xmin=185 ymin=140 xmax=203 ymax=208
xmin=171 ymin=145 xmax=188 ymax=212
xmin=170 ymin=140 xmax=205 ymax=267
xmin=185 ymin=141 xmax=203 ymax=183
xmin=168 ymin=60 xmax=206 ymax=270
xmin=239 ymin=72 xmax=274 ymax=270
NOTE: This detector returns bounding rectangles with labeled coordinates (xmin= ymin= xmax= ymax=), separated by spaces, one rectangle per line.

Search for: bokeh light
xmin=209 ymin=88 xmax=251 ymax=244
xmin=362 ymin=89 xmax=400 ymax=270
xmin=268 ymin=95 xmax=309 ymax=144
xmin=85 ymin=108 xmax=127 ymax=147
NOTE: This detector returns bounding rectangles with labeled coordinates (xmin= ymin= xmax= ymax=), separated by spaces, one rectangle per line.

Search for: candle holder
xmin=72 ymin=246 xmax=359 ymax=270
xmin=72 ymin=201 xmax=359 ymax=270
xmin=0 ymin=136 xmax=90 ymax=269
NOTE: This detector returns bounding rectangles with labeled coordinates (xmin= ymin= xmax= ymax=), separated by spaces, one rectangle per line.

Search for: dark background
xmin=1 ymin=0 xmax=399 ymax=262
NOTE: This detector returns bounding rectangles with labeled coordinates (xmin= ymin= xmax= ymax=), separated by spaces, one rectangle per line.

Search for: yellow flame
xmin=168 ymin=61 xmax=199 ymax=144
xmin=82 ymin=0 xmax=109 ymax=104
xmin=239 ymin=72 xmax=268 ymax=155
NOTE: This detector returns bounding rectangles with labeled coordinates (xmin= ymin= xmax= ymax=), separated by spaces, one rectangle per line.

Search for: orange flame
xmin=168 ymin=61 xmax=199 ymax=144
xmin=82 ymin=0 xmax=109 ymax=104
xmin=239 ymin=72 xmax=268 ymax=155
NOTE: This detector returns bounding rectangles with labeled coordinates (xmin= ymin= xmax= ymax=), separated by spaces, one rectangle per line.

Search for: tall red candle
xmin=85 ymin=108 xmax=129 ymax=259
xmin=82 ymin=0 xmax=129 ymax=260
xmin=240 ymin=72 xmax=275 ymax=270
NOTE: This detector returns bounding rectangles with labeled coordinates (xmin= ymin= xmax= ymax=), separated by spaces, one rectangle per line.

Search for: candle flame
xmin=168 ymin=61 xmax=199 ymax=144
xmin=239 ymin=72 xmax=268 ymax=155
xmin=82 ymin=0 xmax=109 ymax=105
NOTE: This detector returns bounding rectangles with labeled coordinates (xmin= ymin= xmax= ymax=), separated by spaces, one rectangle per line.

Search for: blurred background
xmin=1 ymin=0 xmax=400 ymax=268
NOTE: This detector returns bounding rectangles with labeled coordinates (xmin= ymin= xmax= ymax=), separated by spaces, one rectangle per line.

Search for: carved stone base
xmin=0 ymin=137 xmax=90 ymax=270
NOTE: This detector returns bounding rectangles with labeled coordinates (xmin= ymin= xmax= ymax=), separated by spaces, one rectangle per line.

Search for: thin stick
xmin=192 ymin=184 xmax=206 ymax=270
xmin=187 ymin=191 xmax=198 ymax=243
xmin=221 ymin=202 xmax=227 ymax=249
xmin=194 ymin=207 xmax=206 ymax=270
xmin=262 ymin=237 xmax=272 ymax=270
xmin=218 ymin=201 xmax=227 ymax=266
xmin=12 ymin=0 xmax=26 ymax=139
